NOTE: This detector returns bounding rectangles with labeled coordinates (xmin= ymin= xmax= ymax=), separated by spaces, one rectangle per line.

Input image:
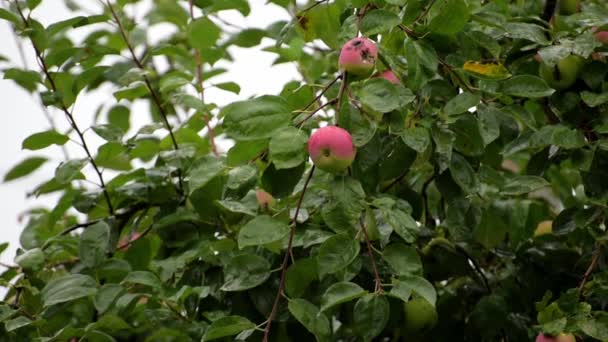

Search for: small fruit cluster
xmin=307 ymin=37 xmax=401 ymax=174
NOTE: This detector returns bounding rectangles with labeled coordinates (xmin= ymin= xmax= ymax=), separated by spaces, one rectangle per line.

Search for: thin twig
xmin=335 ymin=72 xmax=348 ymax=125
xmin=105 ymin=1 xmax=179 ymax=153
xmin=578 ymin=245 xmax=603 ymax=297
xmin=301 ymin=75 xmax=341 ymax=113
xmin=263 ymin=166 xmax=316 ymax=342
xmin=359 ymin=217 xmax=383 ymax=293
xmin=295 ymin=99 xmax=337 ymax=127
xmin=188 ymin=0 xmax=218 ymax=156
xmin=12 ymin=0 xmax=114 ymax=214
xmin=297 ymin=0 xmax=330 ymax=16
xmin=117 ymin=224 xmax=153 ymax=250
xmin=438 ymin=58 xmax=474 ymax=93
xmin=454 ymin=244 xmax=491 ymax=293
xmin=412 ymin=0 xmax=437 ymax=25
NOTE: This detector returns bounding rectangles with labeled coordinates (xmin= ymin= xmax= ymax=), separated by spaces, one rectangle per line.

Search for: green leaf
xmin=215 ymin=81 xmax=241 ymax=94
xmin=22 ymin=130 xmax=69 ymax=150
xmin=317 ymin=234 xmax=360 ymax=277
xmin=188 ymin=17 xmax=221 ymax=50
xmin=238 ymin=215 xmax=290 ymax=249
xmin=581 ymin=91 xmax=608 ymax=107
xmin=95 ymin=142 xmax=131 ymax=171
xmin=353 ymin=294 xmax=390 ymax=341
xmin=449 ymin=153 xmax=479 ymax=193
xmin=3 ymin=156 xmax=47 ymax=182
xmin=444 ymin=92 xmax=481 ymax=115
xmin=383 ymin=208 xmax=419 ymax=243
xmin=41 ymin=274 xmax=98 ymax=307
xmin=221 ymin=254 xmax=270 ymax=291
xmin=474 ymin=207 xmax=507 ymax=249
xmin=501 ymin=176 xmax=549 ymax=196
xmin=221 ymin=95 xmax=291 ymax=141
xmin=3 ymin=68 xmax=41 ymax=92
xmin=79 ymin=221 xmax=110 ymax=268
xmin=0 ymin=8 xmax=20 ymax=25
xmin=188 ymin=155 xmax=225 ymax=194
xmin=504 ymin=22 xmax=549 ymax=44
xmin=501 ymin=75 xmax=555 ymax=98
xmin=427 ymin=0 xmax=470 ymax=35
xmin=4 ymin=316 xmax=32 ymax=332
xmin=360 ymin=9 xmax=401 ymax=35
xmin=382 ymin=243 xmax=422 ymax=276
xmin=321 ymin=178 xmax=366 ymax=233
xmin=529 ymin=125 xmax=586 ymax=149
xmin=227 ymin=139 xmax=268 ymax=166
xmin=122 ymin=271 xmax=162 ymax=290
xmin=92 ymin=124 xmax=125 ymax=142
xmin=286 ymin=258 xmax=318 ymax=298
xmin=203 ymin=316 xmax=255 ymax=341
xmin=55 ymin=158 xmax=87 ymax=184
xmin=14 ymin=248 xmax=44 ymax=271
xmin=320 ymin=281 xmax=367 ymax=312
xmin=269 ymin=126 xmax=308 ymax=169
xmin=393 ymin=275 xmax=436 ymax=306
xmin=288 ymin=299 xmax=331 ymax=339
xmin=95 ymin=284 xmax=125 ymax=314
xmin=357 ymin=78 xmax=407 ymax=113
xmin=400 ymin=127 xmax=431 ymax=153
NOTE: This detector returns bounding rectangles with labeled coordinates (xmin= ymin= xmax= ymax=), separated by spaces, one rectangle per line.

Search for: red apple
xmin=307 ymin=126 xmax=356 ymax=173
xmin=375 ymin=70 xmax=400 ymax=84
xmin=338 ymin=37 xmax=378 ymax=76
xmin=595 ymin=31 xmax=608 ymax=44
xmin=535 ymin=333 xmax=576 ymax=342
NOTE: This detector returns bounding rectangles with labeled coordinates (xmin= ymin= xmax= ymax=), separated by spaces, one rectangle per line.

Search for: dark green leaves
xmin=79 ymin=221 xmax=110 ymax=268
xmin=356 ymin=78 xmax=413 ymax=113
xmin=269 ymin=126 xmax=308 ymax=169
xmin=41 ymin=274 xmax=98 ymax=307
xmin=317 ymin=234 xmax=360 ymax=277
xmin=221 ymin=254 xmax=270 ymax=291
xmin=187 ymin=17 xmax=221 ymax=50
xmin=360 ymin=9 xmax=400 ymax=35
xmin=427 ymin=0 xmax=470 ymax=35
xmin=202 ymin=316 xmax=255 ymax=341
xmin=353 ymin=294 xmax=390 ymax=341
xmin=22 ymin=130 xmax=69 ymax=150
xmin=501 ymin=76 xmax=555 ymax=98
xmin=238 ymin=215 xmax=290 ymax=249
xmin=288 ymin=299 xmax=331 ymax=339
xmin=222 ymin=95 xmax=291 ymax=141
xmin=320 ymin=282 xmax=367 ymax=312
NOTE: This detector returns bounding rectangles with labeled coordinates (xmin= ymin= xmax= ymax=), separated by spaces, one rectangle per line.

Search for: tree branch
xmin=335 ymin=72 xmax=348 ymax=125
xmin=578 ymin=245 xmax=603 ymax=298
xmin=359 ymin=217 xmax=383 ymax=293
xmin=263 ymin=166 xmax=316 ymax=342
xmin=295 ymin=98 xmax=337 ymax=127
xmin=187 ymin=0 xmax=218 ymax=156
xmin=13 ymin=0 xmax=114 ymax=215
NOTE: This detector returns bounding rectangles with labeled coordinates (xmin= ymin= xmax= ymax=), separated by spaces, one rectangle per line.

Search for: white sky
xmin=0 ymin=0 xmax=302 ymax=273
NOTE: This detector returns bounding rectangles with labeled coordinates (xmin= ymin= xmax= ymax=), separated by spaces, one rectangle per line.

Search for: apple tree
xmin=1 ymin=0 xmax=608 ymax=341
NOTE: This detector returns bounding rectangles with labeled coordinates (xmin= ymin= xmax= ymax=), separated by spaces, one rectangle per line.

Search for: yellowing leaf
xmin=463 ymin=61 xmax=511 ymax=80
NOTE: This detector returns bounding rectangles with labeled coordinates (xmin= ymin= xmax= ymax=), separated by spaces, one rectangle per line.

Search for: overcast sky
xmin=0 ymin=0 xmax=301 ymax=275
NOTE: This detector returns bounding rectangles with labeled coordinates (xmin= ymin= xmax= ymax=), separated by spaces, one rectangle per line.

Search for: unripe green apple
xmin=557 ymin=0 xmax=580 ymax=15
xmin=539 ymin=55 xmax=585 ymax=90
xmin=338 ymin=37 xmax=378 ymax=76
xmin=307 ymin=126 xmax=356 ymax=173
xmin=402 ymin=297 xmax=438 ymax=334
xmin=535 ymin=333 xmax=576 ymax=342
xmin=534 ymin=220 xmax=553 ymax=237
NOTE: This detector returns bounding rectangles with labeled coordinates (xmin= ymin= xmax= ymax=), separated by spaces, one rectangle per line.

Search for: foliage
xmin=1 ymin=0 xmax=608 ymax=341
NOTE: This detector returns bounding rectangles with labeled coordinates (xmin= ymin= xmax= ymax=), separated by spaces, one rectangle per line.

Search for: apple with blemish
xmin=375 ymin=70 xmax=400 ymax=84
xmin=535 ymin=333 xmax=576 ymax=342
xmin=339 ymin=37 xmax=378 ymax=76
xmin=307 ymin=126 xmax=356 ymax=173
xmin=595 ymin=31 xmax=608 ymax=44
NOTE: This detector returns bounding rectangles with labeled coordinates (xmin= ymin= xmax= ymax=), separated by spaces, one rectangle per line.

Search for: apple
xmin=307 ymin=126 xmax=356 ymax=173
xmin=338 ymin=37 xmax=378 ymax=76
xmin=534 ymin=220 xmax=553 ymax=236
xmin=535 ymin=333 xmax=576 ymax=342
xmin=539 ymin=55 xmax=585 ymax=90
xmin=557 ymin=0 xmax=580 ymax=15
xmin=595 ymin=31 xmax=608 ymax=44
xmin=375 ymin=70 xmax=400 ymax=84
xmin=256 ymin=189 xmax=276 ymax=209
xmin=402 ymin=297 xmax=438 ymax=334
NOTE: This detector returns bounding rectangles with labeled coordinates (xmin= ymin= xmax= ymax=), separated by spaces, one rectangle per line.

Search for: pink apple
xmin=338 ymin=37 xmax=378 ymax=76
xmin=375 ymin=70 xmax=400 ymax=84
xmin=535 ymin=333 xmax=576 ymax=342
xmin=307 ymin=126 xmax=356 ymax=173
xmin=595 ymin=31 xmax=608 ymax=44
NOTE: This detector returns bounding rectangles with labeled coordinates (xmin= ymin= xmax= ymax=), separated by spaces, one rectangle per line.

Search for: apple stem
xmin=262 ymin=166 xmax=316 ymax=342
xmin=359 ymin=217 xmax=384 ymax=293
